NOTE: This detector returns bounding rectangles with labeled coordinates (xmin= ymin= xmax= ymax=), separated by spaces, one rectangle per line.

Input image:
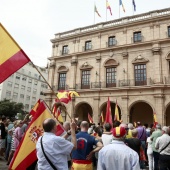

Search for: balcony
xmin=76 ymin=83 xmax=90 ymax=90
xmin=60 ymin=49 xmax=69 ymax=55
xmin=52 ymin=85 xmax=69 ymax=91
xmin=106 ymin=40 xmax=117 ymax=47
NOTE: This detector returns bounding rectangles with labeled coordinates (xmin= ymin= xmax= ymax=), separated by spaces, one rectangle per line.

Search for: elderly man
xmin=98 ymin=126 xmax=140 ymax=170
xmin=71 ymin=121 xmax=103 ymax=170
xmin=36 ymin=118 xmax=77 ymax=170
xmin=155 ymin=126 xmax=170 ymax=170
xmin=150 ymin=124 xmax=162 ymax=170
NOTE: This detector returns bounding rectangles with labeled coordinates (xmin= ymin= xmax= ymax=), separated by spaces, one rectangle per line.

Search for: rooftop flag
xmin=132 ymin=0 xmax=136 ymax=11
xmin=94 ymin=4 xmax=101 ymax=17
xmin=0 ymin=23 xmax=30 ymax=83
xmin=119 ymin=0 xmax=125 ymax=13
xmin=106 ymin=0 xmax=112 ymax=16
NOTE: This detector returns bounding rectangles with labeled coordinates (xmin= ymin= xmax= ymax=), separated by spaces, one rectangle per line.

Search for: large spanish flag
xmin=114 ymin=100 xmax=120 ymax=121
xmin=105 ymin=97 xmax=113 ymax=125
xmin=9 ymin=101 xmax=64 ymax=170
xmin=0 ymin=23 xmax=30 ymax=83
xmin=88 ymin=113 xmax=93 ymax=124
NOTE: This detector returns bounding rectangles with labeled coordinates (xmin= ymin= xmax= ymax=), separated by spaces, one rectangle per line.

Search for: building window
xmin=6 ymin=91 xmax=11 ymax=98
xmin=13 ymin=93 xmax=18 ymax=99
xmin=20 ymin=94 xmax=24 ymax=98
xmin=25 ymin=104 xmax=29 ymax=110
xmin=106 ymin=67 xmax=116 ymax=87
xmin=85 ymin=41 xmax=92 ymax=51
xmin=32 ymin=97 xmax=36 ymax=102
xmin=81 ymin=70 xmax=90 ymax=89
xmin=108 ymin=36 xmax=116 ymax=46
xmin=21 ymin=85 xmax=25 ymax=90
xmin=7 ymin=81 xmax=12 ymax=87
xmin=33 ymin=89 xmax=37 ymax=94
xmin=26 ymin=95 xmax=30 ymax=101
xmin=28 ymin=71 xmax=31 ymax=76
xmin=58 ymin=73 xmax=66 ymax=90
xmin=28 ymin=79 xmax=32 ymax=83
xmin=14 ymin=83 xmax=19 ymax=88
xmin=133 ymin=31 xmax=142 ymax=42
xmin=22 ymin=76 xmax=27 ymax=81
xmin=27 ymin=87 xmax=31 ymax=92
xmin=62 ymin=45 xmax=68 ymax=55
xmin=168 ymin=26 xmax=170 ymax=37
xmin=134 ymin=64 xmax=147 ymax=86
xmin=34 ymin=81 xmax=38 ymax=85
xmin=16 ymin=75 xmax=20 ymax=79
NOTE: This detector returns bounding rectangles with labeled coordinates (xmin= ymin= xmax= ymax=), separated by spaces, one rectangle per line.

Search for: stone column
xmin=121 ymin=95 xmax=129 ymax=123
xmin=152 ymin=44 xmax=162 ymax=83
xmin=93 ymin=97 xmax=100 ymax=124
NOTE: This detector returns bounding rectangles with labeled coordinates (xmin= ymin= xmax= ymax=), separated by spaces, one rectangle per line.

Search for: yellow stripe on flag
xmin=0 ymin=24 xmax=20 ymax=65
xmin=115 ymin=127 xmax=120 ymax=136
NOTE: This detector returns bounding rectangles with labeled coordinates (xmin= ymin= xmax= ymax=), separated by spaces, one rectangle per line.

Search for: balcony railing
xmin=52 ymin=85 xmax=69 ymax=91
xmin=106 ymin=40 xmax=117 ymax=47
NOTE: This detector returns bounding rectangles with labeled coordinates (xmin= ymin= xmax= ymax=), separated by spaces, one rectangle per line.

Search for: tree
xmin=0 ymin=99 xmax=25 ymax=118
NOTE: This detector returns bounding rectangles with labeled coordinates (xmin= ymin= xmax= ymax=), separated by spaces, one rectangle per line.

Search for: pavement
xmin=0 ymin=156 xmax=8 ymax=170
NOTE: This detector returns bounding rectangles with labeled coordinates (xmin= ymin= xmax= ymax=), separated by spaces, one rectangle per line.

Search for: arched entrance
xmin=129 ymin=101 xmax=153 ymax=125
xmin=100 ymin=102 xmax=121 ymax=123
xmin=165 ymin=103 xmax=170 ymax=125
xmin=75 ymin=102 xmax=93 ymax=122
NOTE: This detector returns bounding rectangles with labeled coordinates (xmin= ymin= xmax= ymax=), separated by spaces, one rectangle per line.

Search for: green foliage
xmin=0 ymin=99 xmax=25 ymax=118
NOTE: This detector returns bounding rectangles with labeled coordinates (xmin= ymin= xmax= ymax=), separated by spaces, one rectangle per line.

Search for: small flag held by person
xmin=88 ymin=113 xmax=94 ymax=123
xmin=94 ymin=4 xmax=101 ymax=17
xmin=0 ymin=23 xmax=30 ymax=83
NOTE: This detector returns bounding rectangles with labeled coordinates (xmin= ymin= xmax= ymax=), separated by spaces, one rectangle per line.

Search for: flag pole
xmin=132 ymin=0 xmax=134 ymax=15
xmin=106 ymin=0 xmax=107 ymax=21
xmin=94 ymin=2 xmax=95 ymax=24
xmin=119 ymin=5 xmax=120 ymax=18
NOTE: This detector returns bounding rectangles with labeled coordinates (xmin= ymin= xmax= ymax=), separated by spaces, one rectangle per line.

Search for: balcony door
xmin=134 ymin=64 xmax=146 ymax=86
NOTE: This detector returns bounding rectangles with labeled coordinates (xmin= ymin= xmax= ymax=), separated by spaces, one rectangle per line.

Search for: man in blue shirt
xmin=72 ymin=121 xmax=103 ymax=170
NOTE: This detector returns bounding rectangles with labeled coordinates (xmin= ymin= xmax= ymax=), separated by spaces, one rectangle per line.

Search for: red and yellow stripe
xmin=0 ymin=23 xmax=30 ymax=83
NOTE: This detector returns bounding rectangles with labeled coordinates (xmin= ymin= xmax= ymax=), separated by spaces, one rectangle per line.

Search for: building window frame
xmin=58 ymin=73 xmax=66 ymax=90
xmin=108 ymin=36 xmax=116 ymax=46
xmin=134 ymin=64 xmax=147 ymax=86
xmin=81 ymin=70 xmax=90 ymax=89
xmin=62 ymin=45 xmax=68 ymax=55
xmin=168 ymin=26 xmax=170 ymax=37
xmin=85 ymin=41 xmax=92 ymax=51
xmin=106 ymin=67 xmax=117 ymax=87
xmin=133 ymin=31 xmax=142 ymax=42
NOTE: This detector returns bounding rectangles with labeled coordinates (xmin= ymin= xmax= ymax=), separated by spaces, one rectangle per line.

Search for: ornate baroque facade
xmin=46 ymin=8 xmax=170 ymax=125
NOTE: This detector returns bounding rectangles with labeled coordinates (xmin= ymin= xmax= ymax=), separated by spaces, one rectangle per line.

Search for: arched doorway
xmin=100 ymin=102 xmax=121 ymax=123
xmin=165 ymin=103 xmax=170 ymax=125
xmin=129 ymin=101 xmax=153 ymax=125
xmin=75 ymin=102 xmax=93 ymax=122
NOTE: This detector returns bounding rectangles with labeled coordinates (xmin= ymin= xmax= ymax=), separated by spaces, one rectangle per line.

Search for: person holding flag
xmin=36 ymin=118 xmax=77 ymax=170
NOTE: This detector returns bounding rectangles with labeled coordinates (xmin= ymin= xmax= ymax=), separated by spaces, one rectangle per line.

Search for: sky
xmin=0 ymin=0 xmax=170 ymax=67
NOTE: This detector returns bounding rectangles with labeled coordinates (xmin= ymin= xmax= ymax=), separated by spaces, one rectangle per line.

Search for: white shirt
xmin=98 ymin=140 xmax=140 ymax=170
xmin=102 ymin=134 xmax=113 ymax=146
xmin=147 ymin=137 xmax=153 ymax=154
xmin=36 ymin=132 xmax=73 ymax=170
xmin=155 ymin=134 xmax=170 ymax=155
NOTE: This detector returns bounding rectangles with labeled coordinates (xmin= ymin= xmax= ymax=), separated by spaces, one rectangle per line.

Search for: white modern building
xmin=0 ymin=62 xmax=48 ymax=112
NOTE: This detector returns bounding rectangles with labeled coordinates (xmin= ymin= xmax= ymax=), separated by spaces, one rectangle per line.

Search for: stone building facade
xmin=46 ymin=8 xmax=170 ymax=125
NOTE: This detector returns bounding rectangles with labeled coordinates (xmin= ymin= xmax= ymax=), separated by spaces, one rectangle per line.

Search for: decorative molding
xmin=57 ymin=66 xmax=69 ymax=72
xmin=132 ymin=55 xmax=149 ymax=64
xmin=121 ymin=96 xmax=129 ymax=100
xmin=52 ymin=44 xmax=55 ymax=48
xmin=122 ymin=52 xmax=128 ymax=59
xmin=155 ymin=21 xmax=160 ymax=28
xmin=123 ymin=27 xmax=127 ymax=34
xmin=154 ymin=94 xmax=164 ymax=98
xmin=49 ymin=60 xmax=56 ymax=68
xmin=150 ymin=23 xmax=154 ymax=29
xmin=95 ymin=53 xmax=101 ymax=62
xmin=98 ymin=33 xmax=101 ymax=38
xmin=80 ymin=62 xmax=93 ymax=70
xmin=152 ymin=47 xmax=161 ymax=55
xmin=104 ymin=59 xmax=119 ymax=67
xmin=93 ymin=97 xmax=100 ymax=100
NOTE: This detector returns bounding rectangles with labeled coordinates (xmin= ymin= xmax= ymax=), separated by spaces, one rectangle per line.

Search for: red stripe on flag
xmin=0 ymin=49 xmax=30 ymax=83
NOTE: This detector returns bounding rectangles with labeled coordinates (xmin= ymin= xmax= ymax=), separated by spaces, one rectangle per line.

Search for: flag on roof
xmin=106 ymin=0 xmax=112 ymax=16
xmin=9 ymin=101 xmax=65 ymax=170
xmin=132 ymin=0 xmax=136 ymax=11
xmin=119 ymin=0 xmax=125 ymax=12
xmin=114 ymin=100 xmax=120 ymax=121
xmin=105 ymin=97 xmax=112 ymax=125
xmin=0 ymin=23 xmax=30 ymax=83
xmin=94 ymin=4 xmax=101 ymax=17
xmin=88 ymin=113 xmax=94 ymax=123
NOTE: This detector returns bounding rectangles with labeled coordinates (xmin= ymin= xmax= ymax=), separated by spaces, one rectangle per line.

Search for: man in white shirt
xmin=155 ymin=126 xmax=170 ymax=170
xmin=98 ymin=126 xmax=140 ymax=170
xmin=101 ymin=123 xmax=112 ymax=146
xmin=36 ymin=118 xmax=77 ymax=170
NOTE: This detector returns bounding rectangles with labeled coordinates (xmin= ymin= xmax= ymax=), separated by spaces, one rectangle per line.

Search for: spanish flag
xmin=114 ymin=100 xmax=120 ymax=121
xmin=100 ymin=112 xmax=104 ymax=123
xmin=105 ymin=97 xmax=113 ymax=125
xmin=30 ymin=99 xmax=41 ymax=116
xmin=88 ymin=113 xmax=93 ymax=124
xmin=56 ymin=90 xmax=79 ymax=104
xmin=0 ymin=23 xmax=30 ymax=83
xmin=53 ymin=105 xmax=63 ymax=123
xmin=153 ymin=111 xmax=158 ymax=128
xmin=106 ymin=0 xmax=112 ymax=16
xmin=9 ymin=101 xmax=64 ymax=170
xmin=94 ymin=4 xmax=101 ymax=17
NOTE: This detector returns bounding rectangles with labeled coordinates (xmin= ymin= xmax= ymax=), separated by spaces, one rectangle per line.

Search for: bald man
xmin=36 ymin=118 xmax=76 ymax=170
xmin=71 ymin=121 xmax=103 ymax=170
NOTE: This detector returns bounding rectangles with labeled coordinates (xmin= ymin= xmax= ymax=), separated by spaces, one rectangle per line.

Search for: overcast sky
xmin=0 ymin=0 xmax=169 ymax=67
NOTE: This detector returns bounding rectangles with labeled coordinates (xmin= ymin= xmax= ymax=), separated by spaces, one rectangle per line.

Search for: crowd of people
xmin=0 ymin=114 xmax=170 ymax=170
